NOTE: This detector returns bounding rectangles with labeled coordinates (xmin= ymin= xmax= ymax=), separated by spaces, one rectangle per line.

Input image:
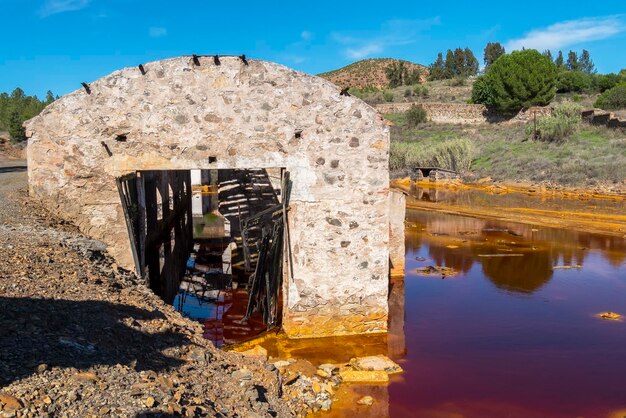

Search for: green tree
xmin=566 ymin=50 xmax=579 ymax=71
xmin=385 ymin=61 xmax=406 ymax=88
xmin=444 ymin=49 xmax=455 ymax=78
xmin=11 ymin=88 xmax=25 ymax=100
xmin=8 ymin=110 xmax=26 ymax=142
xmin=428 ymin=52 xmax=446 ymax=80
xmin=45 ymin=90 xmax=55 ymax=104
xmin=484 ymin=42 xmax=505 ymax=68
xmin=452 ymin=48 xmax=465 ymax=76
xmin=594 ymin=73 xmax=626 ymax=92
xmin=594 ymin=83 xmax=626 ymax=110
xmin=555 ymin=51 xmax=564 ymax=69
xmin=472 ymin=49 xmax=557 ymax=113
xmin=557 ymin=70 xmax=593 ymax=93
xmin=579 ymin=49 xmax=595 ymax=74
xmin=470 ymin=75 xmax=495 ymax=106
xmin=543 ymin=50 xmax=553 ymax=61
xmin=463 ymin=47 xmax=479 ymax=76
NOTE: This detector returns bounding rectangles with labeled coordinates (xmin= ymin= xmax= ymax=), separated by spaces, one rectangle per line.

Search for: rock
xmin=145 ymin=396 xmax=156 ymax=408
xmin=272 ymin=360 xmax=292 ymax=369
xmin=338 ymin=370 xmax=389 ymax=383
xmin=284 ymin=359 xmax=317 ymax=377
xmin=43 ymin=396 xmax=52 ymax=405
xmin=36 ymin=363 xmax=48 ymax=373
xmin=316 ymin=369 xmax=330 ymax=378
xmin=597 ymin=312 xmax=622 ymax=321
xmin=232 ymin=369 xmax=253 ymax=381
xmin=312 ymin=382 xmax=321 ymax=394
xmin=73 ymin=372 xmax=98 ymax=382
xmin=357 ymin=395 xmax=374 ymax=406
xmin=317 ymin=363 xmax=339 ymax=375
xmin=0 ymin=393 xmax=23 ymax=411
xmin=240 ymin=345 xmax=268 ymax=360
xmin=320 ymin=399 xmax=332 ymax=411
xmin=349 ymin=355 xmax=403 ymax=374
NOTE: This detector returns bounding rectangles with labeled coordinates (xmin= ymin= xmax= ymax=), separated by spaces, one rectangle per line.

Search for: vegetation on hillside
xmin=483 ymin=42 xmax=505 ymax=68
xmin=0 ymin=88 xmax=55 ymax=142
xmin=318 ymin=58 xmax=426 ymax=90
xmin=472 ymin=49 xmax=557 ymax=113
xmin=387 ymin=110 xmax=626 ymax=187
xmin=594 ymin=83 xmax=626 ymax=110
xmin=527 ymin=102 xmax=584 ymax=143
xmin=428 ymin=47 xmax=479 ymax=81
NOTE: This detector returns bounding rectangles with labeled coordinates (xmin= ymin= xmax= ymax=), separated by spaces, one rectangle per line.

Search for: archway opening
xmin=117 ymin=167 xmax=289 ymax=347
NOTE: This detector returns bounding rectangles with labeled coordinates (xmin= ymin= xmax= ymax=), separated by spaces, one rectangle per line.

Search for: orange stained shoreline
xmin=392 ymin=179 xmax=626 ymax=237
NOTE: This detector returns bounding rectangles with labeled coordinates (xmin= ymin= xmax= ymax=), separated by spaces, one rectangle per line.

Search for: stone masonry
xmin=25 ymin=56 xmax=397 ymax=338
xmin=376 ymin=102 xmax=553 ymax=124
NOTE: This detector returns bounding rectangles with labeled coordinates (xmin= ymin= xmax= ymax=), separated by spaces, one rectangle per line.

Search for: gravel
xmin=0 ymin=155 xmax=294 ymax=417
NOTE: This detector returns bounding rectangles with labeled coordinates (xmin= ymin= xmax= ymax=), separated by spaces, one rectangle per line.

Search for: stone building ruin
xmin=26 ymin=56 xmax=404 ymax=338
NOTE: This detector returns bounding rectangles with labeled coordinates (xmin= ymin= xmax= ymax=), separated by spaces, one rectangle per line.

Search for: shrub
xmin=527 ymin=102 xmax=582 ymax=143
xmin=413 ymin=85 xmax=429 ymax=98
xmin=390 ymin=137 xmax=475 ymax=172
xmin=406 ymin=104 xmax=427 ymax=127
xmin=404 ymin=88 xmax=412 ymax=98
xmin=553 ymin=101 xmax=584 ymax=118
xmin=449 ymin=77 xmax=466 ymax=87
xmin=470 ymin=75 xmax=495 ymax=106
xmin=556 ymin=70 xmax=593 ymax=93
xmin=383 ymin=90 xmax=394 ymax=102
xmin=594 ymin=83 xmax=626 ymax=110
xmin=593 ymin=73 xmax=625 ymax=92
xmin=473 ymin=49 xmax=557 ymax=113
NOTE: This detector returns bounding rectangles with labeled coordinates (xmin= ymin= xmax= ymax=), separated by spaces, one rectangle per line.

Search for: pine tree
xmin=566 ymin=50 xmax=579 ymax=71
xmin=464 ymin=47 xmax=479 ymax=76
xmin=555 ymin=51 xmax=564 ymax=69
xmin=579 ymin=50 xmax=595 ymax=74
xmin=45 ymin=90 xmax=55 ymax=104
xmin=8 ymin=110 xmax=26 ymax=142
xmin=10 ymin=88 xmax=25 ymax=100
xmin=452 ymin=48 xmax=465 ymax=76
xmin=543 ymin=50 xmax=553 ymax=61
xmin=428 ymin=52 xmax=446 ymax=80
xmin=444 ymin=49 xmax=455 ymax=78
xmin=483 ymin=42 xmax=505 ymax=68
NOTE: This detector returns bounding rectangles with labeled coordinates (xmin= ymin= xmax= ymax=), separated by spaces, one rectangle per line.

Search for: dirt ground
xmin=0 ymin=152 xmax=294 ymax=417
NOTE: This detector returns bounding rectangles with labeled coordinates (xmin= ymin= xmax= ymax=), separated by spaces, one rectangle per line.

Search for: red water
xmin=388 ymin=209 xmax=626 ymax=418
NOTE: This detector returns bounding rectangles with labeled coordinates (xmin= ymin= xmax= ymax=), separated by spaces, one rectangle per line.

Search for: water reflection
xmin=320 ymin=204 xmax=625 ymax=418
xmin=406 ymin=210 xmax=626 ymax=294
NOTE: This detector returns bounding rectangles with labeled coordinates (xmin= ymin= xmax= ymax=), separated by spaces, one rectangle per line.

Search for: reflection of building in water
xmin=388 ymin=277 xmax=406 ymax=358
xmin=406 ymin=208 xmax=626 ymax=294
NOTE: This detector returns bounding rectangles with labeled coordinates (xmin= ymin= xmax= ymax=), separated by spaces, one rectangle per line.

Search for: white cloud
xmin=39 ymin=0 xmax=90 ymax=17
xmin=346 ymin=43 xmax=384 ymax=59
xmin=505 ymin=16 xmax=625 ymax=51
xmin=332 ymin=17 xmax=440 ymax=60
xmin=149 ymin=27 xmax=168 ymax=38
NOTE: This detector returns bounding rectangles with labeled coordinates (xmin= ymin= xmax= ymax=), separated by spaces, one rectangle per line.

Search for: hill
xmin=318 ymin=58 xmax=428 ymax=89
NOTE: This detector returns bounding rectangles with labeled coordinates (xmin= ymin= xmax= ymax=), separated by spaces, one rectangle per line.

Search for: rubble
xmin=0 ymin=157 xmax=293 ymax=417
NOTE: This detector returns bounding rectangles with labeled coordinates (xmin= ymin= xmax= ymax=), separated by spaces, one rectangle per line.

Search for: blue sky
xmin=1 ymin=0 xmax=625 ymax=98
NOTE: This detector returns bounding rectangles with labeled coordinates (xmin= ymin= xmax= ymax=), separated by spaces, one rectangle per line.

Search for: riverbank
xmin=392 ymin=178 xmax=626 ymax=237
xmin=0 ymin=156 xmax=295 ymax=417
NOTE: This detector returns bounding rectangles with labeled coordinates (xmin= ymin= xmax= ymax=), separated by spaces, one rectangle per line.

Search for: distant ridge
xmin=318 ymin=58 xmax=428 ymax=89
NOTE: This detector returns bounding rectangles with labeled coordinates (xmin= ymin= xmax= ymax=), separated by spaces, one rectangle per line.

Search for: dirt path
xmin=0 ymin=155 xmax=293 ymax=417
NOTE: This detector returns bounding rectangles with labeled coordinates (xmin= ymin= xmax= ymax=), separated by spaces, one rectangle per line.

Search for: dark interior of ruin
xmin=116 ymin=168 xmax=289 ymax=346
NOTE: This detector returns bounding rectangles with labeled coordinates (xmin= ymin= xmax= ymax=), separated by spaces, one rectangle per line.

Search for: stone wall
xmin=376 ymin=102 xmax=552 ymax=125
xmin=582 ymin=109 xmax=626 ymax=129
xmin=25 ymin=56 xmax=394 ymax=338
